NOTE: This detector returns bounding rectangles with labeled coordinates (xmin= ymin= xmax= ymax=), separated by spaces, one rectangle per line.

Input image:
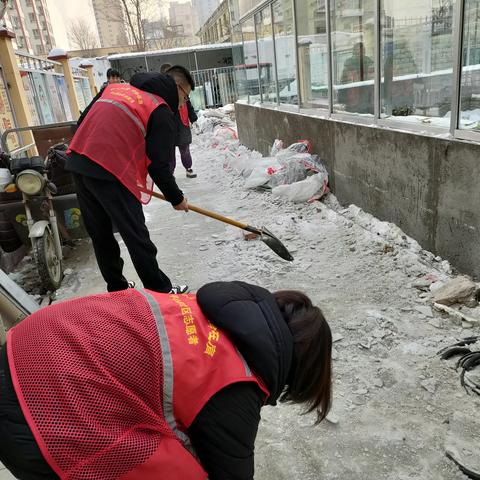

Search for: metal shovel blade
xmin=149 ymin=191 xmax=294 ymax=261
xmin=258 ymin=227 xmax=294 ymax=261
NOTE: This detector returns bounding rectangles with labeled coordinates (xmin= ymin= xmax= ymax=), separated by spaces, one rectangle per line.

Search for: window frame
xmin=232 ymin=0 xmax=480 ymax=143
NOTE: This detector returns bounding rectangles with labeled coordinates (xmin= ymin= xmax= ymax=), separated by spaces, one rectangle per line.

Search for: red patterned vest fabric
xmin=7 ymin=289 xmax=267 ymax=480
xmin=68 ymin=84 xmax=168 ymax=204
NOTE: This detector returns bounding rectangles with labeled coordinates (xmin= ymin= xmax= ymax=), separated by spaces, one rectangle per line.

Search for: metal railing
xmin=190 ymin=67 xmax=238 ymax=109
xmin=71 ymin=66 xmax=89 ymax=78
xmin=16 ymin=51 xmax=60 ymax=72
xmin=13 ymin=51 xmax=92 ymax=128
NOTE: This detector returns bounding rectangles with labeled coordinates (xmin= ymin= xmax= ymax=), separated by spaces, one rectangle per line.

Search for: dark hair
xmin=106 ymin=68 xmax=121 ymax=79
xmin=166 ymin=65 xmax=195 ymax=91
xmin=274 ymin=290 xmax=332 ymax=424
xmin=160 ymin=63 xmax=172 ymax=74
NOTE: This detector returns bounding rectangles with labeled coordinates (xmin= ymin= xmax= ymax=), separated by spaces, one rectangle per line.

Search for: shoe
xmin=186 ymin=169 xmax=197 ymax=178
xmin=169 ymin=285 xmax=189 ymax=294
xmin=128 ymin=281 xmax=136 ymax=288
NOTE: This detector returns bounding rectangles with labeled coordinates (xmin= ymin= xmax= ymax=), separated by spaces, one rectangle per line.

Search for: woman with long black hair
xmin=0 ymin=281 xmax=332 ymax=480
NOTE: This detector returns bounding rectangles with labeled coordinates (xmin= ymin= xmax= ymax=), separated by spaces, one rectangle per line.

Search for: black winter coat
xmin=0 ymin=281 xmax=294 ymax=480
xmin=188 ymin=281 xmax=294 ymax=479
xmin=175 ymin=100 xmax=198 ymax=146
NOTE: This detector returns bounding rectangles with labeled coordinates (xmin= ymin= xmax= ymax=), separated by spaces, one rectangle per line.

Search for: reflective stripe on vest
xmin=7 ymin=288 xmax=266 ymax=479
xmin=67 ymin=84 xmax=168 ymax=204
xmin=144 ymin=290 xmax=268 ymax=429
xmin=145 ymin=92 xmax=161 ymax=106
xmin=138 ymin=289 xmax=192 ymax=448
xmin=97 ymin=99 xmax=147 ymax=136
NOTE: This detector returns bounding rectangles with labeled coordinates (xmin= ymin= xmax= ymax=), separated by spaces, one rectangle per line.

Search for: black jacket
xmin=0 ymin=282 xmax=294 ymax=480
xmin=66 ymin=73 xmax=184 ymax=206
xmin=175 ymin=100 xmax=198 ymax=146
xmin=189 ymin=281 xmax=294 ymax=479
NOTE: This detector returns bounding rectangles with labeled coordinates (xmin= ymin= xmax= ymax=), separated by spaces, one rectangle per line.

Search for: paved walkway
xmin=0 ymin=463 xmax=14 ymax=479
xmin=2 ymin=135 xmax=475 ymax=479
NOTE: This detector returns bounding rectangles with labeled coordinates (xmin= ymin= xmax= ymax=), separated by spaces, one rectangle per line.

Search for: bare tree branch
xmin=97 ymin=0 xmax=188 ymax=52
xmin=100 ymin=0 xmax=155 ymax=51
xmin=67 ymin=18 xmax=99 ymax=56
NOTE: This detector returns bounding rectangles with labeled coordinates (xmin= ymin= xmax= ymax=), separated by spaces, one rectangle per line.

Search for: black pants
xmin=74 ymin=174 xmax=173 ymax=293
xmin=0 ymin=345 xmax=58 ymax=479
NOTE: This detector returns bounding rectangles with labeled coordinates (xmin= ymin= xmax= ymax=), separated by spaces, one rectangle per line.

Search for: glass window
xmin=272 ymin=0 xmax=297 ymax=105
xmin=238 ymin=0 xmax=262 ymax=19
xmin=295 ymin=0 xmax=328 ymax=107
xmin=241 ymin=18 xmax=260 ymax=104
xmin=460 ymin=0 xmax=480 ymax=131
xmin=232 ymin=24 xmax=249 ymax=102
xmin=330 ymin=0 xmax=375 ymax=115
xmin=255 ymin=6 xmax=276 ymax=103
xmin=381 ymin=1 xmax=455 ymax=127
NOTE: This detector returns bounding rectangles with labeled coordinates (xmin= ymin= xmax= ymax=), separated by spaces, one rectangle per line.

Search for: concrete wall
xmin=235 ymin=102 xmax=480 ymax=278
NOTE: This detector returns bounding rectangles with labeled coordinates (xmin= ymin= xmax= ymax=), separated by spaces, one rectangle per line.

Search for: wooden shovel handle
xmin=150 ymin=191 xmax=257 ymax=232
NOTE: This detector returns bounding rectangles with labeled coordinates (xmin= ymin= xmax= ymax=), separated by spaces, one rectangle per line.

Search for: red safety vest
xmin=68 ymin=84 xmax=169 ymax=204
xmin=179 ymin=103 xmax=190 ymax=127
xmin=7 ymin=290 xmax=268 ymax=480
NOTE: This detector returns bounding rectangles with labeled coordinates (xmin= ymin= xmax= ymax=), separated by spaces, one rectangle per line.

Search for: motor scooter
xmin=0 ymin=151 xmax=63 ymax=292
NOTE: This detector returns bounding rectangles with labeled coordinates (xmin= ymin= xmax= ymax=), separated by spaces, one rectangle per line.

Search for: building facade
xmin=169 ymin=1 xmax=196 ymax=38
xmin=92 ymin=0 xmax=129 ymax=48
xmin=4 ymin=0 xmax=56 ymax=56
xmin=230 ymin=0 xmax=480 ymax=278
xmin=192 ymin=0 xmax=222 ymax=35
xmin=197 ymin=0 xmax=231 ymax=44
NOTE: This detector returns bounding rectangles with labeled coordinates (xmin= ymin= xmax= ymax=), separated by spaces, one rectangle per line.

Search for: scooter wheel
xmin=33 ymin=229 xmax=63 ymax=292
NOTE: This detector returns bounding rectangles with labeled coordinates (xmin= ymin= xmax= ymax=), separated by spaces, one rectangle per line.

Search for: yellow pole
xmin=48 ymin=49 xmax=81 ymax=120
xmin=80 ymin=62 xmax=98 ymax=96
xmin=0 ymin=30 xmax=37 ymax=155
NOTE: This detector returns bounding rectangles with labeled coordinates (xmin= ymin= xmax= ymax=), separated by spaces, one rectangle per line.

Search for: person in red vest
xmin=160 ymin=63 xmax=198 ymax=178
xmin=66 ymin=67 xmax=194 ymax=295
xmin=0 ymin=281 xmax=332 ymax=480
xmin=175 ymin=99 xmax=198 ymax=178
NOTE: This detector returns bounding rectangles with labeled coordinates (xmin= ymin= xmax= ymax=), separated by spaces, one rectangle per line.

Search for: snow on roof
xmin=108 ymin=42 xmax=233 ymax=61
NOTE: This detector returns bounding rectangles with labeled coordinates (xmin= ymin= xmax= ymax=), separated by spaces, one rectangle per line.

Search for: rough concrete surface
xmin=235 ymin=102 xmax=480 ymax=279
xmin=8 ymin=123 xmax=479 ymax=480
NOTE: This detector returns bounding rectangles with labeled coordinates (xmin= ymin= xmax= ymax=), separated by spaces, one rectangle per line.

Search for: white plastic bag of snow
xmin=196 ymin=109 xmax=236 ymax=134
xmin=196 ymin=116 xmax=214 ymax=133
xmin=272 ymin=171 xmax=328 ymax=203
xmin=219 ymin=104 xmax=235 ymax=114
xmin=213 ymin=126 xmax=237 ymax=141
xmin=268 ymin=153 xmax=321 ymax=188
xmin=270 ymin=139 xmax=284 ymax=156
xmin=224 ymin=148 xmax=263 ymax=177
xmin=224 ymin=151 xmax=246 ymax=173
xmin=244 ymin=158 xmax=281 ymax=188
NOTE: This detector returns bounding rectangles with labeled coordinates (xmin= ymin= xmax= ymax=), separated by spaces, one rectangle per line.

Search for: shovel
xmin=150 ymin=191 xmax=294 ymax=261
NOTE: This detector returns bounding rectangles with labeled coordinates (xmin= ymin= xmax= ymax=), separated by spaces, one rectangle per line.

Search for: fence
xmin=16 ymin=53 xmax=92 ymax=127
xmin=190 ymin=67 xmax=237 ymax=110
xmin=71 ymin=66 xmax=94 ymax=113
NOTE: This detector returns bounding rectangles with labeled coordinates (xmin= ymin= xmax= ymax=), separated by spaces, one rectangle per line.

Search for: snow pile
xmin=458 ymin=108 xmax=480 ymax=129
xmin=342 ymin=205 xmax=423 ymax=252
xmin=272 ymin=173 xmax=327 ymax=203
xmin=194 ymin=107 xmax=454 ymax=273
xmin=196 ymin=107 xmax=236 ymax=134
xmin=196 ymin=109 xmax=330 ymax=203
xmin=244 ymin=141 xmax=329 ymax=202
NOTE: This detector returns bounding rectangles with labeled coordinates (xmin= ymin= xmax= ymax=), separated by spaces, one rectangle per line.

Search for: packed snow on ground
xmin=8 ymin=107 xmax=480 ymax=480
